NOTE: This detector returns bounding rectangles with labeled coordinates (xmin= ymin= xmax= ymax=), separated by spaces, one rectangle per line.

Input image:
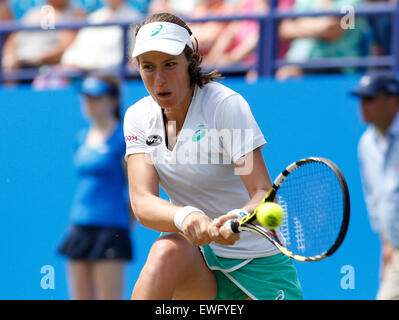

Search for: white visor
xmin=132 ymin=22 xmax=193 ymax=58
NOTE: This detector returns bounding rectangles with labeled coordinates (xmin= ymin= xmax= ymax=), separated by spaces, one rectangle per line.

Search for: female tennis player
xmin=124 ymin=12 xmax=303 ymax=300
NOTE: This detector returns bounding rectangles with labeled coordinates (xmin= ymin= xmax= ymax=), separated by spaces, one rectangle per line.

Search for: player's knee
xmin=145 ymin=233 xmax=192 ymax=275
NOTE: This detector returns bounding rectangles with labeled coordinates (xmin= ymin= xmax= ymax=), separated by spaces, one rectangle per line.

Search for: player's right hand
xmin=182 ymin=212 xmax=213 ymax=246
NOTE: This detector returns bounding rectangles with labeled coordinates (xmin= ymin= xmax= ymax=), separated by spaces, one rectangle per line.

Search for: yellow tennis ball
xmin=256 ymin=202 xmax=284 ymax=229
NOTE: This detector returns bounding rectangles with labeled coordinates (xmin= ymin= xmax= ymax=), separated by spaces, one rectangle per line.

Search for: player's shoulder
xmin=198 ymin=81 xmax=247 ymax=116
xmin=200 ymin=81 xmax=241 ymax=103
xmin=124 ymin=95 xmax=155 ymax=119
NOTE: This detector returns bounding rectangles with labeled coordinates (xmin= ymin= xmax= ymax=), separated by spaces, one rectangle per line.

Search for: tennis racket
xmin=227 ymin=157 xmax=350 ymax=262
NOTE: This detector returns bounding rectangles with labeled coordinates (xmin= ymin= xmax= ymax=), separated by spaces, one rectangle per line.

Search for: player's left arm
xmin=235 ymin=147 xmax=272 ymax=213
xmin=212 ymin=147 xmax=272 ymax=235
xmin=211 ymin=95 xmax=272 ymax=233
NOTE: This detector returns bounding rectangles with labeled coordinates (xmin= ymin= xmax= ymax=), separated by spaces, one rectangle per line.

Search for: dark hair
xmin=131 ymin=12 xmax=223 ymax=88
xmin=87 ymin=73 xmax=122 ymax=120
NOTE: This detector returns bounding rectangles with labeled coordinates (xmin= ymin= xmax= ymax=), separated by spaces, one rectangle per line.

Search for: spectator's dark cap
xmin=80 ymin=77 xmax=117 ymax=97
xmin=350 ymin=72 xmax=399 ymax=98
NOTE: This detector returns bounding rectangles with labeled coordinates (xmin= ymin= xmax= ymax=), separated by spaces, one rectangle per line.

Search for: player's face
xmin=137 ymin=51 xmax=193 ymax=111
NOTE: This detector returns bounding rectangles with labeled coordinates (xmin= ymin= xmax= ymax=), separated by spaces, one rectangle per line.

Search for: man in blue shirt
xmin=351 ymin=71 xmax=399 ymax=299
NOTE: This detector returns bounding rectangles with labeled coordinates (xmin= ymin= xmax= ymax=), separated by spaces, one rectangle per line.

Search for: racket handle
xmin=224 ymin=219 xmax=241 ymax=233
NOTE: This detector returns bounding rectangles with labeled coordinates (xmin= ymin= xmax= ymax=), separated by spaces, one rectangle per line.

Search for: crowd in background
xmin=0 ymin=0 xmax=397 ymax=85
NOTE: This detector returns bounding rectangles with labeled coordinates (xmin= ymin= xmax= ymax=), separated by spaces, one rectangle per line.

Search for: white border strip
xmin=199 ymin=247 xmax=258 ymax=300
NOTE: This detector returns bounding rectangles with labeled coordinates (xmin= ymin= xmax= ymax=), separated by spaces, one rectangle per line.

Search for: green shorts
xmin=200 ymin=245 xmax=303 ymax=300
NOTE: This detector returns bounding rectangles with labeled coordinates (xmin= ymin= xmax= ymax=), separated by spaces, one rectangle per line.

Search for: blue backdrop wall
xmin=0 ymin=74 xmax=380 ymax=300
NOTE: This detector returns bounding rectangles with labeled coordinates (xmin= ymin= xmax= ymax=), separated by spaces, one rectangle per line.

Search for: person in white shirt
xmin=61 ymin=0 xmax=142 ymax=71
xmin=124 ymin=12 xmax=303 ymax=300
xmin=148 ymin=0 xmax=200 ymax=16
xmin=2 ymin=0 xmax=84 ymax=73
xmin=351 ymin=71 xmax=399 ymax=300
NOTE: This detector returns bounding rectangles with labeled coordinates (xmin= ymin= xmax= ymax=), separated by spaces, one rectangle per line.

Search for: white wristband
xmin=227 ymin=208 xmax=249 ymax=219
xmin=174 ymin=206 xmax=205 ymax=231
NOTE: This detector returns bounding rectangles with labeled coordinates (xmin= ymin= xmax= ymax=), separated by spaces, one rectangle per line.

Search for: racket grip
xmin=224 ymin=219 xmax=241 ymax=233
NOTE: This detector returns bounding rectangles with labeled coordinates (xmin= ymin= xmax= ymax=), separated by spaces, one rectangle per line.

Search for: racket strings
xmin=276 ymin=161 xmax=344 ymax=257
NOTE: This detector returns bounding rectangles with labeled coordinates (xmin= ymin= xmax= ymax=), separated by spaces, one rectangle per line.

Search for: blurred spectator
xmin=58 ymin=74 xmax=134 ymax=300
xmin=277 ymin=0 xmax=296 ymax=59
xmin=278 ymin=0 xmax=296 ymax=9
xmin=366 ymin=0 xmax=397 ymax=56
xmin=128 ymin=0 xmax=152 ymax=13
xmin=148 ymin=0 xmax=200 ymax=16
xmin=9 ymin=0 xmax=150 ymax=16
xmin=0 ymin=0 xmax=13 ymax=22
xmin=201 ymin=0 xmax=268 ymax=68
xmin=351 ymin=71 xmax=399 ymax=299
xmin=275 ymin=0 xmax=366 ymax=80
xmin=0 ymin=0 xmax=14 ymax=50
xmin=188 ymin=0 xmax=235 ymax=58
xmin=61 ymin=0 xmax=141 ymax=72
xmin=1 ymin=0 xmax=85 ymax=73
xmin=71 ymin=0 xmax=104 ymax=13
xmin=8 ymin=0 xmax=43 ymax=19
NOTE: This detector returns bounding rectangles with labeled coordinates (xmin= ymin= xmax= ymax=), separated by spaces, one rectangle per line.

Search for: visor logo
xmin=151 ymin=24 xmax=163 ymax=37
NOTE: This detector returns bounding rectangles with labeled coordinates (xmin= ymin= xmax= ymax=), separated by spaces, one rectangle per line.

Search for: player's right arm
xmin=126 ymin=153 xmax=213 ymax=245
xmin=124 ymin=104 xmax=212 ymax=244
xmin=127 ymin=153 xmax=239 ymax=246
xmin=124 ymin=103 xmax=238 ymax=246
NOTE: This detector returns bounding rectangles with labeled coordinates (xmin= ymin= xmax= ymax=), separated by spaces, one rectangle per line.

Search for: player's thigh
xmin=172 ymin=246 xmax=217 ymax=300
xmin=149 ymin=233 xmax=217 ymax=299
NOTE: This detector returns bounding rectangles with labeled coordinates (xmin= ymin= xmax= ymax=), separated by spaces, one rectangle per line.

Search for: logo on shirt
xmin=151 ymin=24 xmax=163 ymax=37
xmin=192 ymin=124 xmax=206 ymax=142
xmin=125 ymin=135 xmax=138 ymax=142
xmin=146 ymin=134 xmax=162 ymax=146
